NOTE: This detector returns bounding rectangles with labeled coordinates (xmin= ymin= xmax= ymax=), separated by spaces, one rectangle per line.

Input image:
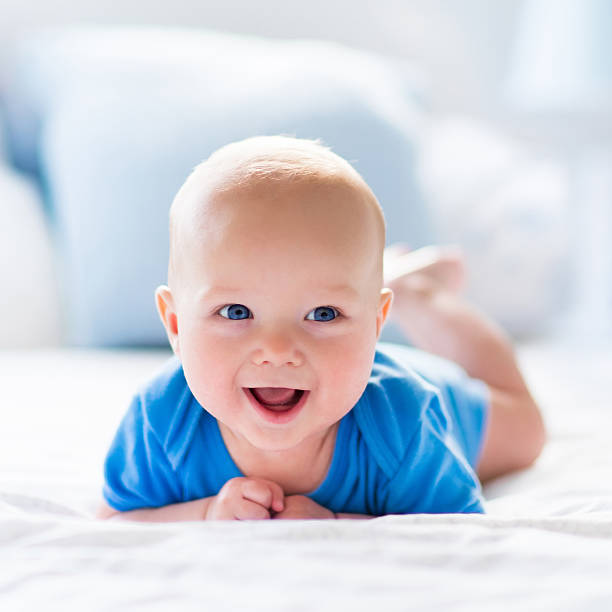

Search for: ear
xmin=155 ymin=285 xmax=180 ymax=355
xmin=375 ymin=288 xmax=393 ymax=338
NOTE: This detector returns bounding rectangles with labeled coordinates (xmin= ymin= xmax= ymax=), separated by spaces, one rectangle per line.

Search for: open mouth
xmin=244 ymin=387 xmax=309 ymax=424
xmin=249 ymin=387 xmax=304 ymax=410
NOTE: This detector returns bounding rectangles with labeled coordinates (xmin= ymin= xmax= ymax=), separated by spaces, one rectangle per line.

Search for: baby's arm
xmin=335 ymin=512 xmax=374 ymax=519
xmin=96 ymin=497 xmax=212 ymax=522
xmin=97 ymin=477 xmax=285 ymax=522
xmin=270 ymin=495 xmax=375 ymax=520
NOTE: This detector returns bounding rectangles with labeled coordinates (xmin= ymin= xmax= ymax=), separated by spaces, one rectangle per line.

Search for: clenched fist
xmin=206 ymin=477 xmax=285 ymax=520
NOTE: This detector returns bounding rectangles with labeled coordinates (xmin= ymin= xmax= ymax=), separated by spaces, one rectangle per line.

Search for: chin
xmin=248 ymin=430 xmax=306 ymax=453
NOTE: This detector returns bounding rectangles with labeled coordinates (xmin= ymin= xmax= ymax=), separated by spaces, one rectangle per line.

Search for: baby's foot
xmin=383 ymin=244 xmax=466 ymax=294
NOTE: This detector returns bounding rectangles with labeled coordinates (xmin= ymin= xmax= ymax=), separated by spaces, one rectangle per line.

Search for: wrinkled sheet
xmin=1 ymin=343 xmax=611 ymax=610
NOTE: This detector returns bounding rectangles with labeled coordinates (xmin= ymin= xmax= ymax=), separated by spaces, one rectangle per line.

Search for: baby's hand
xmin=206 ymin=477 xmax=285 ymax=520
xmin=272 ymin=495 xmax=335 ymax=520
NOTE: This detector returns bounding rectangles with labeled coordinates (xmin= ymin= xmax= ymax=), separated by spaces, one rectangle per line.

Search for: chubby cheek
xmin=317 ymin=331 xmax=377 ymax=412
xmin=177 ymin=325 xmax=241 ymax=414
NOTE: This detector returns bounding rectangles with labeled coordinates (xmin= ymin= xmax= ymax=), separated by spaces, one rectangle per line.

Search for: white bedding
xmin=2 ymin=342 xmax=611 ymax=610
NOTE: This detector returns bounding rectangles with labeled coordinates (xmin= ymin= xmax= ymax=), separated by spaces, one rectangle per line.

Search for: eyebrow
xmin=198 ymin=284 xmax=360 ymax=301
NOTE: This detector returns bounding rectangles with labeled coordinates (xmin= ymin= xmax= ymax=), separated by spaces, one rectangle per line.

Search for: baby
xmin=97 ymin=136 xmax=545 ymax=521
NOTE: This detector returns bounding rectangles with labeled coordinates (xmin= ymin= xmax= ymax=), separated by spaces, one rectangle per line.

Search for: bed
xmin=2 ymin=341 xmax=611 ymax=610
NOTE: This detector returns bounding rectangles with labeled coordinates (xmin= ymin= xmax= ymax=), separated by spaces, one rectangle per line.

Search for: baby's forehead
xmin=190 ymin=184 xmax=377 ymax=266
xmin=174 ymin=160 xmax=377 ymax=235
xmin=168 ymin=137 xmax=386 ymax=283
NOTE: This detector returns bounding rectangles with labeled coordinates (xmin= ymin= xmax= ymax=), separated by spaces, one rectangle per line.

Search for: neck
xmin=218 ymin=422 xmax=339 ymax=495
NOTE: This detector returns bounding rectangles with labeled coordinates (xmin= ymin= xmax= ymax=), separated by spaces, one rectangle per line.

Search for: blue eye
xmin=219 ymin=304 xmax=251 ymax=320
xmin=306 ymin=306 xmax=339 ymax=322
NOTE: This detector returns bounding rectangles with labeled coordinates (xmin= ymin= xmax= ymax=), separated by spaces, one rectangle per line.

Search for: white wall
xmin=0 ymin=0 xmax=520 ymax=117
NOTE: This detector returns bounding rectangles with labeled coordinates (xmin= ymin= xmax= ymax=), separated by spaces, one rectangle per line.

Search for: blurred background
xmin=0 ymin=0 xmax=610 ymax=348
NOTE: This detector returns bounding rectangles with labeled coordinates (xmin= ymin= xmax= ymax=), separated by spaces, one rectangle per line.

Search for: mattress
xmin=1 ymin=342 xmax=611 ymax=610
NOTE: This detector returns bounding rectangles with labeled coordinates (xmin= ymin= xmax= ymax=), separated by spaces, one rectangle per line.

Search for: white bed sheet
xmin=1 ymin=342 xmax=611 ymax=610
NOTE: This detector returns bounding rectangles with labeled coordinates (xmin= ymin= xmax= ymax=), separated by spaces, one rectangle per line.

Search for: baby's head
xmin=156 ymin=136 xmax=393 ymax=454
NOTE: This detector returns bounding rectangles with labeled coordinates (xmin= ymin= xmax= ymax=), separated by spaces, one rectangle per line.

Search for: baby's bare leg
xmin=384 ymin=246 xmax=546 ymax=482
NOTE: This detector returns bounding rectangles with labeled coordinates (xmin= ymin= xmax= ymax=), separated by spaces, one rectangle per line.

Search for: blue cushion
xmin=5 ymin=26 xmax=432 ymax=346
xmin=0 ymin=106 xmax=8 ymax=160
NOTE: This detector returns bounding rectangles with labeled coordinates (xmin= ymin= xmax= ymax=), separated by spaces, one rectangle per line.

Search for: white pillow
xmin=418 ymin=116 xmax=571 ymax=337
xmin=0 ymin=163 xmax=61 ymax=347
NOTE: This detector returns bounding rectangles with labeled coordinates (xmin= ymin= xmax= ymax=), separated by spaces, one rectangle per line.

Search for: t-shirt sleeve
xmin=381 ymin=391 xmax=485 ymax=515
xmin=436 ymin=374 xmax=489 ymax=470
xmin=377 ymin=344 xmax=490 ymax=470
xmin=102 ymin=394 xmax=182 ymax=512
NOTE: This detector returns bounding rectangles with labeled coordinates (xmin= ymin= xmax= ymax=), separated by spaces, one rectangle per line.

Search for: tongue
xmin=251 ymin=387 xmax=297 ymax=406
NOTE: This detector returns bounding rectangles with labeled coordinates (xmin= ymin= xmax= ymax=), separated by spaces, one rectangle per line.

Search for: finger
xmin=234 ymin=498 xmax=271 ymax=521
xmin=271 ymin=506 xmax=303 ymax=520
xmin=242 ymin=479 xmax=284 ymax=513
xmin=267 ymin=481 xmax=285 ymax=513
xmin=240 ymin=479 xmax=273 ymax=508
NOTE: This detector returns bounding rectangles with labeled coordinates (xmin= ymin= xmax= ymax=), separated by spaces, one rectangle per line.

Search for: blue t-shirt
xmin=103 ymin=343 xmax=489 ymax=515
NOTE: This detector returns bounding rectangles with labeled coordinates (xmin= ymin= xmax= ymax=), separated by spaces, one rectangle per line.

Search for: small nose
xmin=251 ymin=327 xmax=304 ymax=367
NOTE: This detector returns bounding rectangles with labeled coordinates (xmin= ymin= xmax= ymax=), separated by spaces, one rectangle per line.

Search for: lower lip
xmin=243 ymin=388 xmax=310 ymax=425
